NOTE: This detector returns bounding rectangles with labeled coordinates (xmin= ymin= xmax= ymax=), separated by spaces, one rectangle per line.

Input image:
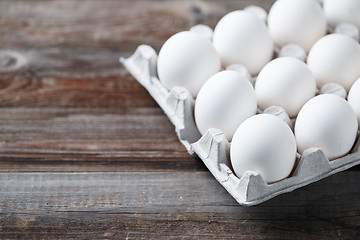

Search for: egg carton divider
xmin=120 ymin=45 xmax=360 ymax=206
xmin=120 ymin=45 xmax=201 ymax=154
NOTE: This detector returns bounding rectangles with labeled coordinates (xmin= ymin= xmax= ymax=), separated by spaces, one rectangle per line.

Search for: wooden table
xmin=0 ymin=1 xmax=359 ymax=239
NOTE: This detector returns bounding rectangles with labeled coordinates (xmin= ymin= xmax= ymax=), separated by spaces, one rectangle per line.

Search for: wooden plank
xmin=0 ymin=0 xmax=276 ymax=50
xmin=0 ymin=108 xmax=202 ymax=172
xmin=0 ymin=0 xmax=278 ymax=108
xmin=0 ymin=171 xmax=359 ymax=239
xmin=0 ymin=48 xmax=157 ymax=107
xmin=0 ymin=0 xmax=359 ymax=239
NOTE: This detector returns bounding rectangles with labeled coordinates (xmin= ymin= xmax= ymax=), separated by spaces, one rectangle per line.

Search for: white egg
xmin=230 ymin=114 xmax=297 ymax=183
xmin=194 ymin=70 xmax=257 ymax=141
xmin=307 ymin=34 xmax=360 ymax=91
xmin=323 ymin=0 xmax=360 ymax=29
xmin=255 ymin=57 xmax=316 ymax=117
xmin=157 ymin=31 xmax=221 ymax=97
xmin=213 ymin=10 xmax=273 ymax=75
xmin=348 ymin=78 xmax=360 ymax=129
xmin=295 ymin=94 xmax=358 ymax=160
xmin=268 ymin=0 xmax=327 ymax=52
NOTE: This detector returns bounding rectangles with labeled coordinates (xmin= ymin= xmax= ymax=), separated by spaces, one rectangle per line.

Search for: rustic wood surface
xmin=0 ymin=0 xmax=359 ymax=239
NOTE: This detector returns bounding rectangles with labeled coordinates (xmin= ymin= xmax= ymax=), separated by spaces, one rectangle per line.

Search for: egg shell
xmin=307 ymin=34 xmax=360 ymax=91
xmin=226 ymin=64 xmax=253 ymax=85
xmin=295 ymin=94 xmax=358 ymax=160
xmin=323 ymin=0 xmax=360 ymax=29
xmin=255 ymin=57 xmax=316 ymax=117
xmin=263 ymin=106 xmax=293 ymax=130
xmin=230 ymin=114 xmax=297 ymax=183
xmin=157 ymin=31 xmax=221 ymax=97
xmin=123 ymin=41 xmax=360 ymax=206
xmin=267 ymin=0 xmax=327 ymax=52
xmin=194 ymin=70 xmax=257 ymax=141
xmin=213 ymin=10 xmax=273 ymax=75
xmin=348 ymin=78 xmax=360 ymax=129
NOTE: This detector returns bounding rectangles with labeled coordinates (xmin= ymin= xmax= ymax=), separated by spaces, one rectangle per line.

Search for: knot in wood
xmin=0 ymin=50 xmax=27 ymax=72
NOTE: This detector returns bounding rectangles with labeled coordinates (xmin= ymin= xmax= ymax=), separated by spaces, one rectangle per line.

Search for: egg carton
xmin=120 ymin=44 xmax=360 ymax=206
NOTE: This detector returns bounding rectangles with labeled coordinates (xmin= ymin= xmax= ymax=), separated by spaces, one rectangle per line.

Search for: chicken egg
xmin=348 ymin=78 xmax=360 ymax=129
xmin=213 ymin=10 xmax=273 ymax=75
xmin=295 ymin=94 xmax=358 ymax=160
xmin=267 ymin=0 xmax=327 ymax=52
xmin=255 ymin=57 xmax=316 ymax=117
xmin=157 ymin=31 xmax=221 ymax=97
xmin=194 ymin=70 xmax=257 ymax=141
xmin=307 ymin=34 xmax=360 ymax=91
xmin=230 ymin=114 xmax=297 ymax=183
xmin=323 ymin=0 xmax=360 ymax=29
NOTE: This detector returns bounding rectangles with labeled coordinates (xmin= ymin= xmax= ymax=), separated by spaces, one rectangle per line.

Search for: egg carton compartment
xmin=120 ymin=44 xmax=360 ymax=206
xmin=120 ymin=45 xmax=201 ymax=154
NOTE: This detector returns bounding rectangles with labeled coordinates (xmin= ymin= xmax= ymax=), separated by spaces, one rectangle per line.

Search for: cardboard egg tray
xmin=120 ymin=44 xmax=360 ymax=206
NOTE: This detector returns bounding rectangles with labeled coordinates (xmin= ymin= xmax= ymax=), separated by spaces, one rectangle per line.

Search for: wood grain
xmin=0 ymin=49 xmax=156 ymax=107
xmin=0 ymin=0 xmax=359 ymax=239
xmin=0 ymin=171 xmax=359 ymax=239
xmin=0 ymin=0 xmax=276 ymax=50
xmin=0 ymin=108 xmax=200 ymax=172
